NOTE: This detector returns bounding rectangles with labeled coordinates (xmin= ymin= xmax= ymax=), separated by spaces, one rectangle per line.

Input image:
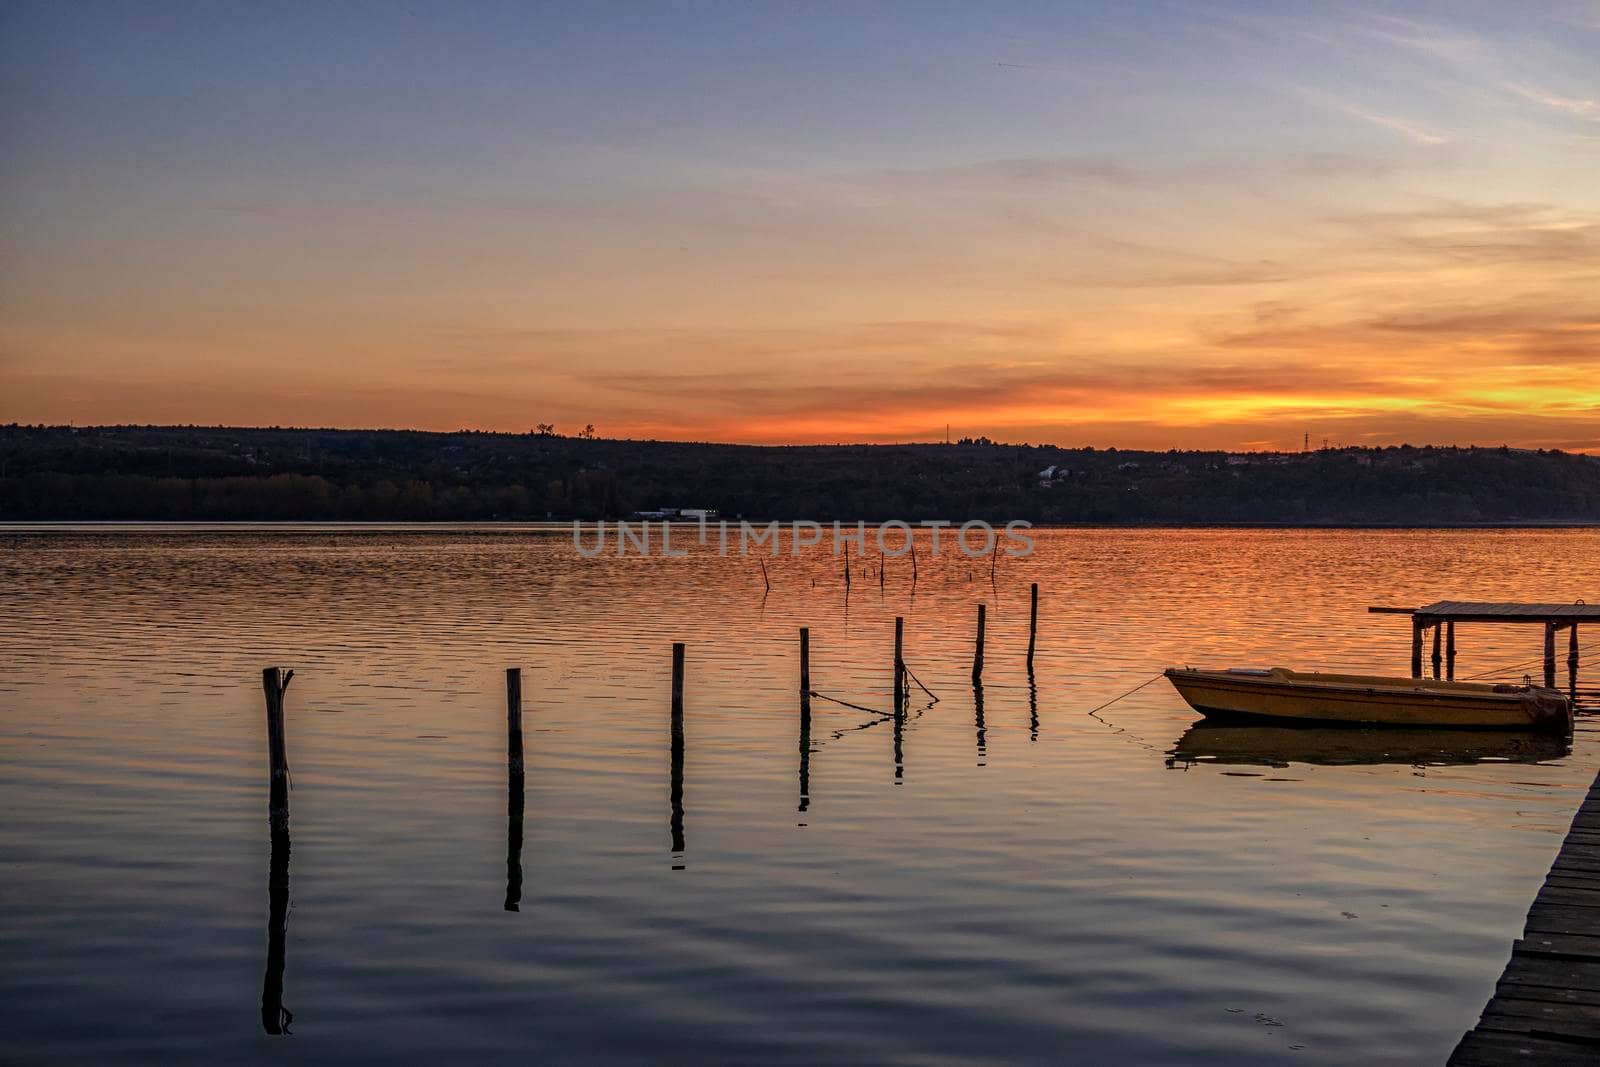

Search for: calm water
xmin=2 ymin=526 xmax=1598 ymax=1064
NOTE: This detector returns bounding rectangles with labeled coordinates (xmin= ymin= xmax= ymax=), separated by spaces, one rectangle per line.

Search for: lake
xmin=2 ymin=526 xmax=1597 ymax=1064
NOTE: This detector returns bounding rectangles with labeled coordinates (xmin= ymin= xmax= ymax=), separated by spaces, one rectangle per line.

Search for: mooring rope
xmin=1083 ymin=673 xmax=1165 ymax=716
xmin=1462 ymin=640 xmax=1600 ymax=682
xmin=902 ymin=662 xmax=939 ymax=703
xmin=811 ymin=669 xmax=1166 ymax=734
xmin=1081 ymin=673 xmax=1166 ymax=753
xmin=806 ymin=689 xmax=890 ymax=717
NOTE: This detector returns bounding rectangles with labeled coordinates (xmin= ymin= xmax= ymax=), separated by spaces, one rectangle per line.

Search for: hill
xmin=1 ymin=424 xmax=1597 ymax=525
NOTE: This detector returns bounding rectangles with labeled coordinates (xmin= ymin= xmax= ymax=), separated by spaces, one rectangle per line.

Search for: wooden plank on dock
xmin=1480 ymin=998 xmax=1600 ymax=1044
xmin=1414 ymin=601 xmax=1600 ymax=625
xmin=1454 ymin=1029 xmax=1600 ymax=1065
xmin=1451 ymin=770 xmax=1600 ymax=1063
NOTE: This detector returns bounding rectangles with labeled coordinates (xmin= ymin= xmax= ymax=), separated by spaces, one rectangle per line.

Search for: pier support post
xmin=1544 ymin=623 xmax=1558 ymax=689
xmin=1027 ymin=583 xmax=1038 ymax=671
xmin=261 ymin=667 xmax=292 ymax=833
xmin=894 ymin=616 xmax=905 ymax=710
xmin=1431 ymin=623 xmax=1443 ymax=679
xmin=972 ymin=603 xmax=986 ymax=684
xmin=1571 ymin=624 xmax=1581 ymax=696
xmin=1446 ymin=621 xmax=1456 ymax=681
xmin=1411 ymin=617 xmax=1424 ymax=678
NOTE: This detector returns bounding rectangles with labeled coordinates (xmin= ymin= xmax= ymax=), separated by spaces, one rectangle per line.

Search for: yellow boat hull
xmin=1164 ymin=667 xmax=1573 ymax=733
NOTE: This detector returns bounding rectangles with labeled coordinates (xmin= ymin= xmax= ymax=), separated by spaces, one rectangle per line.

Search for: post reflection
xmin=799 ymin=687 xmax=812 ymax=814
xmin=973 ymin=681 xmax=987 ymax=766
xmin=261 ymin=828 xmax=292 ymax=1036
xmin=670 ymin=643 xmax=686 ymax=867
xmin=505 ymin=769 xmax=524 ymax=911
xmin=1028 ymin=671 xmax=1039 ymax=743
xmin=893 ymin=703 xmax=905 ymax=784
xmin=670 ymin=707 xmax=685 ymax=862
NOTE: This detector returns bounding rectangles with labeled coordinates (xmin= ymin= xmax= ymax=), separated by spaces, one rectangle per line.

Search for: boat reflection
xmin=1166 ymin=722 xmax=1571 ymax=770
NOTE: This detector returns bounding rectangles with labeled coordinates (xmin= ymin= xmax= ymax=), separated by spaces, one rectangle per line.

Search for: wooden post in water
xmin=1446 ymin=621 xmax=1457 ymax=681
xmin=972 ymin=603 xmax=986 ymax=684
xmin=1410 ymin=617 xmax=1424 ymax=678
xmin=1544 ymin=622 xmax=1558 ymax=689
xmin=1026 ymin=583 xmax=1038 ymax=671
xmin=1571 ymin=624 xmax=1581 ymax=696
xmin=893 ymin=616 xmax=905 ymax=711
xmin=670 ymin=643 xmax=685 ymax=857
xmin=672 ymin=642 xmax=685 ymax=714
xmin=1431 ymin=624 xmax=1442 ymax=679
xmin=506 ymin=668 xmax=523 ymax=776
xmin=799 ymin=627 xmax=811 ymax=696
xmin=261 ymin=667 xmax=292 ymax=833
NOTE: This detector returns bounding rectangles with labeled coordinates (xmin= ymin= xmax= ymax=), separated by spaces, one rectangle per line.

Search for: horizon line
xmin=4 ymin=421 xmax=1586 ymax=457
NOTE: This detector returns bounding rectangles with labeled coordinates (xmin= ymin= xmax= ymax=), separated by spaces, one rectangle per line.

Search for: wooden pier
xmin=1450 ymin=770 xmax=1600 ymax=1064
xmin=1369 ymin=601 xmax=1598 ymax=688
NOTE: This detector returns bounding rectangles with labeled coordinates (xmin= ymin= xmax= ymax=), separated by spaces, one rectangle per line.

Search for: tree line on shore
xmin=1 ymin=424 xmax=1597 ymax=524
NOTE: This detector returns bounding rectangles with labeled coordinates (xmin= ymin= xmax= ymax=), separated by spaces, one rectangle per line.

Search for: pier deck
xmin=1368 ymin=600 xmax=1594 ymax=687
xmin=1450 ymin=770 xmax=1600 ymax=1064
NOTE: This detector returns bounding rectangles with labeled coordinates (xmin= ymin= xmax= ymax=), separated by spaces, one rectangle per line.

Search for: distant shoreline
xmin=5 ymin=425 xmax=1597 ymax=526
xmin=3 ymin=520 xmax=1598 ymax=532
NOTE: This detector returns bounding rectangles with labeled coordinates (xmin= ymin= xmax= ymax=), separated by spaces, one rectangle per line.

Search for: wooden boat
xmin=1164 ymin=667 xmax=1573 ymax=733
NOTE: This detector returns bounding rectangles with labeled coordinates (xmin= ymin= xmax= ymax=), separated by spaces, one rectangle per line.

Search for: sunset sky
xmin=2 ymin=2 xmax=1597 ymax=451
